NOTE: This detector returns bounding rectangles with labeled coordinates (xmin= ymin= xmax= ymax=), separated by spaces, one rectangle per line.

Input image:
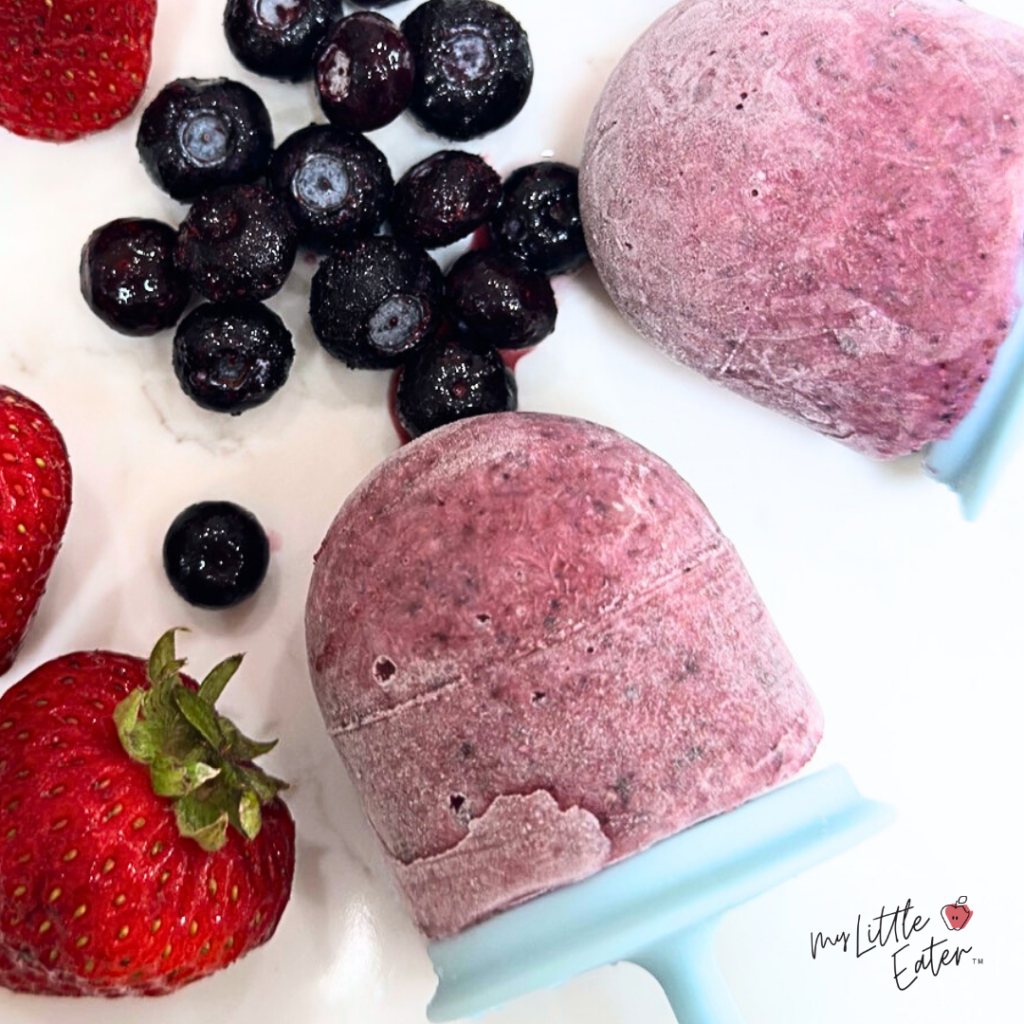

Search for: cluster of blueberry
xmin=80 ymin=0 xmax=589 ymax=446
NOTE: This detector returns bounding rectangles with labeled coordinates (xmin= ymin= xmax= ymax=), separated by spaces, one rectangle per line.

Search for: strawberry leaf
xmin=174 ymin=687 xmax=226 ymax=749
xmin=148 ymin=627 xmax=189 ymax=685
xmin=198 ymin=653 xmax=243 ymax=705
xmin=220 ymin=717 xmax=278 ymax=761
xmin=150 ymin=754 xmax=221 ymax=798
xmin=175 ymin=793 xmax=231 ymax=853
xmin=237 ymin=790 xmax=262 ymax=841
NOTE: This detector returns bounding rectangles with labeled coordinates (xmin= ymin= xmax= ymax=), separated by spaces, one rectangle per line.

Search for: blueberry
xmin=396 ymin=334 xmax=517 ymax=438
xmin=402 ymin=0 xmax=533 ymax=141
xmin=446 ymin=249 xmax=556 ymax=350
xmin=80 ymin=218 xmax=190 ymax=336
xmin=491 ymin=162 xmax=588 ymax=276
xmin=392 ymin=150 xmax=501 ymax=249
xmin=224 ymin=0 xmax=341 ymax=81
xmin=269 ymin=124 xmax=392 ymax=249
xmin=176 ymin=184 xmax=298 ymax=302
xmin=173 ymin=301 xmax=295 ymax=415
xmin=163 ymin=501 xmax=270 ymax=609
xmin=137 ymin=78 xmax=274 ymax=202
xmin=316 ymin=12 xmax=414 ymax=132
xmin=310 ymin=236 xmax=444 ymax=368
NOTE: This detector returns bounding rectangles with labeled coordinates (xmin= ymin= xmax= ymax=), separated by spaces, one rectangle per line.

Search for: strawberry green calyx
xmin=113 ymin=629 xmax=288 ymax=853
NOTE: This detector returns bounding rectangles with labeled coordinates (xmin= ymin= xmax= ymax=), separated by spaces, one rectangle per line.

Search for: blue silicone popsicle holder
xmin=427 ymin=765 xmax=894 ymax=1024
xmin=927 ymin=263 xmax=1024 ymax=518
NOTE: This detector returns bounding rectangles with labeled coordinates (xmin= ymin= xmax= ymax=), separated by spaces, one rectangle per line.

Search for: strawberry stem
xmin=114 ymin=629 xmax=288 ymax=852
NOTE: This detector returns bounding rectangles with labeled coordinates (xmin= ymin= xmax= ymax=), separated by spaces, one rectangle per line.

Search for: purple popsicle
xmin=580 ymin=0 xmax=1024 ymax=458
xmin=306 ymin=413 xmax=822 ymax=939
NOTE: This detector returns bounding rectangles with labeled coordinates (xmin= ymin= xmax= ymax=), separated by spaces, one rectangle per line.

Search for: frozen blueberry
xmin=309 ymin=236 xmax=444 ymax=369
xmin=163 ymin=501 xmax=270 ymax=609
xmin=173 ymin=301 xmax=295 ymax=415
xmin=391 ymin=150 xmax=501 ymax=249
xmin=269 ymin=124 xmax=392 ymax=249
xmin=446 ymin=249 xmax=556 ymax=349
xmin=402 ymin=0 xmax=533 ymax=141
xmin=316 ymin=12 xmax=415 ymax=132
xmin=176 ymin=184 xmax=298 ymax=302
xmin=137 ymin=78 xmax=274 ymax=202
xmin=396 ymin=333 xmax=517 ymax=438
xmin=80 ymin=218 xmax=191 ymax=336
xmin=491 ymin=162 xmax=588 ymax=275
xmin=224 ymin=0 xmax=341 ymax=81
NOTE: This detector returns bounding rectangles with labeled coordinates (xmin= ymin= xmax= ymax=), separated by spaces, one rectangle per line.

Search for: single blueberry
xmin=137 ymin=78 xmax=274 ymax=202
xmin=402 ymin=0 xmax=533 ymax=141
xmin=173 ymin=301 xmax=295 ymax=415
xmin=270 ymin=124 xmax=393 ymax=249
xmin=396 ymin=333 xmax=517 ymax=437
xmin=163 ymin=501 xmax=270 ymax=609
xmin=491 ymin=162 xmax=588 ymax=275
xmin=80 ymin=218 xmax=190 ymax=336
xmin=391 ymin=150 xmax=501 ymax=249
xmin=309 ymin=236 xmax=444 ymax=368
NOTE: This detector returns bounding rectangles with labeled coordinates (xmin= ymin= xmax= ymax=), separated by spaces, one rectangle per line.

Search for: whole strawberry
xmin=0 ymin=387 xmax=72 ymax=676
xmin=0 ymin=631 xmax=295 ymax=996
xmin=0 ymin=0 xmax=157 ymax=142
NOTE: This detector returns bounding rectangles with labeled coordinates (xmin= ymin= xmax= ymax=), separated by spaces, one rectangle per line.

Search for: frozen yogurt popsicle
xmin=306 ymin=413 xmax=822 ymax=938
xmin=580 ymin=0 xmax=1024 ymax=458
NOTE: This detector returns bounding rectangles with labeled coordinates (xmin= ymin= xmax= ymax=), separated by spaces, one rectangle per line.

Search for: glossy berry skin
xmin=0 ymin=0 xmax=156 ymax=142
xmin=137 ymin=78 xmax=274 ymax=202
xmin=392 ymin=150 xmax=501 ymax=249
xmin=176 ymin=185 xmax=298 ymax=303
xmin=446 ymin=249 xmax=556 ymax=350
xmin=173 ymin=302 xmax=294 ymax=416
xmin=396 ymin=334 xmax=517 ymax=438
xmin=491 ymin=162 xmax=588 ymax=276
xmin=310 ymin=237 xmax=444 ymax=369
xmin=80 ymin=219 xmax=191 ymax=337
xmin=269 ymin=124 xmax=392 ymax=250
xmin=316 ymin=12 xmax=414 ymax=133
xmin=402 ymin=0 xmax=533 ymax=141
xmin=0 ymin=389 xmax=72 ymax=677
xmin=224 ymin=0 xmax=340 ymax=81
xmin=0 ymin=650 xmax=294 ymax=996
xmin=163 ymin=502 xmax=270 ymax=609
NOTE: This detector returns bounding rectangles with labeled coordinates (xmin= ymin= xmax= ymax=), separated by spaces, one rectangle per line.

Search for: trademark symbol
xmin=972 ymin=958 xmax=984 ymax=965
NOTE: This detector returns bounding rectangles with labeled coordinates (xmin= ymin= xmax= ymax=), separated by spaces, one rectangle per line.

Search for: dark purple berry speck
xmin=270 ymin=123 xmax=393 ymax=249
xmin=446 ymin=249 xmax=556 ymax=350
xmin=80 ymin=218 xmax=191 ymax=337
xmin=402 ymin=0 xmax=533 ymax=141
xmin=137 ymin=78 xmax=274 ymax=202
xmin=224 ymin=0 xmax=341 ymax=81
xmin=173 ymin=300 xmax=295 ymax=415
xmin=176 ymin=184 xmax=298 ymax=302
xmin=309 ymin=236 xmax=444 ymax=369
xmin=316 ymin=12 xmax=414 ymax=133
xmin=163 ymin=501 xmax=270 ymax=609
xmin=491 ymin=161 xmax=588 ymax=276
xmin=396 ymin=333 xmax=517 ymax=438
xmin=392 ymin=150 xmax=501 ymax=249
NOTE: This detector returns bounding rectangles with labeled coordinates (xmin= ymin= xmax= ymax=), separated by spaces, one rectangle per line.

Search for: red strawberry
xmin=0 ymin=386 xmax=72 ymax=676
xmin=0 ymin=630 xmax=295 ymax=996
xmin=0 ymin=0 xmax=157 ymax=142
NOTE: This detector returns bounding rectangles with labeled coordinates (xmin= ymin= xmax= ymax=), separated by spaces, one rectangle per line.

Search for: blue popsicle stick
xmin=428 ymin=765 xmax=894 ymax=1023
xmin=927 ymin=264 xmax=1024 ymax=519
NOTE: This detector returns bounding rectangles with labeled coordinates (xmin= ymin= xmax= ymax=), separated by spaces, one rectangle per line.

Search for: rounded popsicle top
xmin=306 ymin=413 xmax=822 ymax=937
xmin=580 ymin=0 xmax=1024 ymax=458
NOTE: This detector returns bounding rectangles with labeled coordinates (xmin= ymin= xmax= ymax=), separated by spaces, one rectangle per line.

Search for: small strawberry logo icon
xmin=941 ymin=896 xmax=973 ymax=931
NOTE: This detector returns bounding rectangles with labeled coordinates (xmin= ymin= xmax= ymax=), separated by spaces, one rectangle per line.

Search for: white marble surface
xmin=1 ymin=1 xmax=1022 ymax=1021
